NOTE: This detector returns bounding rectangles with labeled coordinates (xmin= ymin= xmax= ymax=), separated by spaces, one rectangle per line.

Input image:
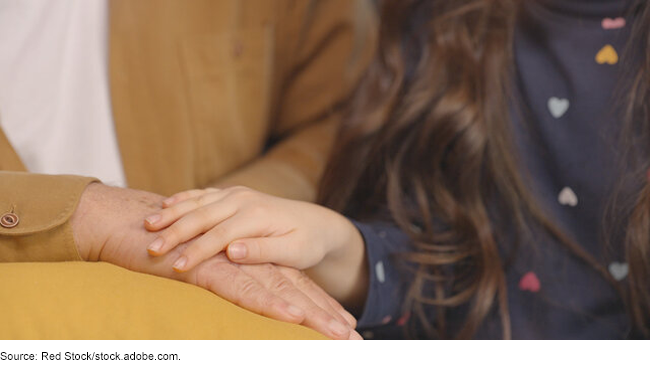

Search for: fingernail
xmin=162 ymin=197 xmax=175 ymax=206
xmin=286 ymin=305 xmax=304 ymax=318
xmin=328 ymin=319 xmax=349 ymax=337
xmin=145 ymin=214 xmax=161 ymax=225
xmin=228 ymin=243 xmax=247 ymax=260
xmin=147 ymin=237 xmax=164 ymax=253
xmin=173 ymin=256 xmax=188 ymax=272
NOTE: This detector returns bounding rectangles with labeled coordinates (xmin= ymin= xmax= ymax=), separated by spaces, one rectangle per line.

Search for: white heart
xmin=375 ymin=261 xmax=386 ymax=283
xmin=558 ymin=187 xmax=578 ymax=207
xmin=548 ymin=97 xmax=570 ymax=118
xmin=608 ymin=262 xmax=629 ymax=281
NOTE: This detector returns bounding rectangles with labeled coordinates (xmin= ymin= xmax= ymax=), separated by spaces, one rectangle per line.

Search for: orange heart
xmin=595 ymin=45 xmax=618 ymax=65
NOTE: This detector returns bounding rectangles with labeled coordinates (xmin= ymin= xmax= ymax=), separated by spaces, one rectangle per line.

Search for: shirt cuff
xmin=351 ymin=220 xmax=412 ymax=328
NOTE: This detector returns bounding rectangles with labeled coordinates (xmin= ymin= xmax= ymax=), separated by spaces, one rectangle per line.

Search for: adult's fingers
xmin=279 ymin=266 xmax=357 ymax=329
xmin=227 ymin=239 xmax=356 ymax=328
xmin=298 ymin=271 xmax=358 ymax=329
xmin=349 ymin=331 xmax=364 ymax=340
xmin=193 ymin=257 xmax=306 ymax=326
xmin=240 ymin=264 xmax=352 ymax=340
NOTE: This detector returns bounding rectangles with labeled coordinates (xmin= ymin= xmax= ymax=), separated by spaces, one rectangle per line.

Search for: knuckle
xmin=192 ymin=263 xmax=212 ymax=287
xmin=181 ymin=244 xmax=202 ymax=261
xmin=312 ymin=311 xmax=335 ymax=327
xmin=188 ymin=241 xmax=221 ymax=262
xmin=194 ymin=259 xmax=237 ymax=293
xmin=193 ymin=206 xmax=213 ymax=225
xmin=171 ymin=191 xmax=188 ymax=200
xmin=177 ymin=189 xmax=198 ymax=200
xmin=186 ymin=240 xmax=213 ymax=259
xmin=247 ymin=205 xmax=267 ymax=218
xmin=168 ymin=203 xmax=188 ymax=218
xmin=238 ymin=283 xmax=274 ymax=310
xmin=236 ymin=279 xmax=259 ymax=301
xmin=157 ymin=210 xmax=171 ymax=224
xmin=189 ymin=196 xmax=203 ymax=209
xmin=196 ymin=193 xmax=212 ymax=205
xmin=277 ymin=266 xmax=302 ymax=281
xmin=232 ymin=186 xmax=255 ymax=198
xmin=224 ymin=185 xmax=245 ymax=195
xmin=294 ymin=272 xmax=314 ymax=289
xmin=207 ymin=224 xmax=229 ymax=240
xmin=160 ymin=226 xmax=180 ymax=243
xmin=269 ymin=277 xmax=294 ymax=294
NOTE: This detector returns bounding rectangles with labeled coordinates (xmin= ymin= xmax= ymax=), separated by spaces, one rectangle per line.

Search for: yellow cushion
xmin=0 ymin=262 xmax=325 ymax=340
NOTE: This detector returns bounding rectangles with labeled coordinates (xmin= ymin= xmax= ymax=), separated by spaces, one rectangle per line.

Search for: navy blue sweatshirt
xmin=353 ymin=0 xmax=642 ymax=339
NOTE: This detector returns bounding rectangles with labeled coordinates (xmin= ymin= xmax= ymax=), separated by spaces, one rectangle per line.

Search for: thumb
xmin=227 ymin=237 xmax=303 ymax=268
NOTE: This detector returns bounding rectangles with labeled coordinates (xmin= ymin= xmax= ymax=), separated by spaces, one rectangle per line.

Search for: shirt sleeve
xmin=351 ymin=219 xmax=414 ymax=328
xmin=0 ymin=171 xmax=98 ymax=262
xmin=210 ymin=0 xmax=377 ymax=202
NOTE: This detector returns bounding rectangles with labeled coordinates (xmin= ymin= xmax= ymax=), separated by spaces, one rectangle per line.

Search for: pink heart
xmin=518 ymin=272 xmax=541 ymax=293
xmin=602 ymin=17 xmax=626 ymax=30
xmin=396 ymin=312 xmax=411 ymax=326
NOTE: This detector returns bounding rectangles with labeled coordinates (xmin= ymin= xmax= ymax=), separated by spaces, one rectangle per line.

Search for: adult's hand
xmin=70 ymin=183 xmax=360 ymax=340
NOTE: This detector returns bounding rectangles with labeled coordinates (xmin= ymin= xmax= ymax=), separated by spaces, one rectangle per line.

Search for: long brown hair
xmin=318 ymin=0 xmax=650 ymax=339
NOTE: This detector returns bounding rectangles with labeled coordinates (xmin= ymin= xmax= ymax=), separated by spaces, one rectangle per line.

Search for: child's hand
xmin=144 ymin=186 xmax=360 ymax=274
xmin=145 ymin=186 xmax=369 ymax=317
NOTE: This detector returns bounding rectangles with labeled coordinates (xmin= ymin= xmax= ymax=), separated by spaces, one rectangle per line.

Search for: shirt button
xmin=1 ymin=212 xmax=19 ymax=228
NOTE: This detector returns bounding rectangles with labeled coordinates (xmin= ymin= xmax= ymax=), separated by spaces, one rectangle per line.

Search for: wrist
xmin=70 ymin=182 xmax=106 ymax=261
xmin=324 ymin=212 xmax=364 ymax=262
xmin=308 ymin=212 xmax=369 ymax=309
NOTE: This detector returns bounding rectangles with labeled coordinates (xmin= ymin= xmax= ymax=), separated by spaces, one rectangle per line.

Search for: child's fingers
xmin=147 ymin=202 xmax=236 ymax=257
xmin=171 ymin=218 xmax=257 ymax=272
xmin=226 ymin=236 xmax=304 ymax=268
xmin=162 ymin=188 xmax=220 ymax=208
xmin=145 ymin=189 xmax=230 ymax=231
xmin=161 ymin=189 xmax=203 ymax=208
